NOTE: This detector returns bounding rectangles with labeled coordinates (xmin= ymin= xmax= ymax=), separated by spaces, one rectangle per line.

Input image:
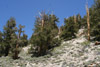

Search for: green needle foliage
xmin=0 ymin=31 xmax=5 ymax=56
xmin=30 ymin=12 xmax=61 ymax=56
xmin=89 ymin=0 xmax=100 ymax=41
xmin=11 ymin=24 xmax=28 ymax=59
xmin=0 ymin=17 xmax=28 ymax=59
xmin=60 ymin=16 xmax=80 ymax=40
xmin=3 ymin=17 xmax=17 ymax=56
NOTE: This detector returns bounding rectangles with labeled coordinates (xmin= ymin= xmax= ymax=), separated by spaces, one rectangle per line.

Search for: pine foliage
xmin=30 ymin=12 xmax=61 ymax=56
xmin=90 ymin=0 xmax=100 ymax=41
xmin=0 ymin=18 xmax=28 ymax=59
xmin=60 ymin=16 xmax=80 ymax=40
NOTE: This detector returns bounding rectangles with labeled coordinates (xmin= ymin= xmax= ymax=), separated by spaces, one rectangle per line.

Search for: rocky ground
xmin=0 ymin=29 xmax=100 ymax=67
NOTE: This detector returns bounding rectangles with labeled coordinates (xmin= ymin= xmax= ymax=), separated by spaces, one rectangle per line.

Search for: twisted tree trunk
xmin=13 ymin=29 xmax=21 ymax=59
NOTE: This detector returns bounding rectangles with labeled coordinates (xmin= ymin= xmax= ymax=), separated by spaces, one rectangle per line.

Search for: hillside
xmin=0 ymin=29 xmax=100 ymax=67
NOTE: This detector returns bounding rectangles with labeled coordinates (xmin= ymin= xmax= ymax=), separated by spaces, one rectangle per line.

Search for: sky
xmin=0 ymin=0 xmax=94 ymax=39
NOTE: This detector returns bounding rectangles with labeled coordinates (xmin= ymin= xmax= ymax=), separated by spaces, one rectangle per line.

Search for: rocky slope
xmin=0 ymin=29 xmax=100 ymax=67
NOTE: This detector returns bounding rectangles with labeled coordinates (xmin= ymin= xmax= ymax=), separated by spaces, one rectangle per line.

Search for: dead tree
xmin=74 ymin=15 xmax=76 ymax=23
xmin=86 ymin=3 xmax=90 ymax=41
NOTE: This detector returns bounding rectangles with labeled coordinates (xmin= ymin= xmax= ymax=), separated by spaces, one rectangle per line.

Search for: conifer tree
xmin=0 ymin=31 xmax=4 ymax=56
xmin=11 ymin=24 xmax=27 ymax=59
xmin=89 ymin=0 xmax=100 ymax=41
xmin=60 ymin=16 xmax=79 ymax=40
xmin=3 ymin=17 xmax=17 ymax=56
xmin=76 ymin=14 xmax=82 ymax=28
xmin=12 ymin=24 xmax=24 ymax=59
xmin=0 ymin=17 xmax=28 ymax=59
xmin=30 ymin=12 xmax=60 ymax=56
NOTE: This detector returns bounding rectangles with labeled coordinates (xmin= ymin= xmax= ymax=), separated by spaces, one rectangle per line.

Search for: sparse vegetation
xmin=0 ymin=0 xmax=100 ymax=66
xmin=29 ymin=12 xmax=61 ymax=57
xmin=0 ymin=18 xmax=28 ymax=59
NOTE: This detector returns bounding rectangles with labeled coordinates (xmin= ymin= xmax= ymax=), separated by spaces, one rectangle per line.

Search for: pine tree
xmin=89 ymin=0 xmax=100 ymax=41
xmin=11 ymin=24 xmax=27 ymax=59
xmin=0 ymin=17 xmax=28 ymax=59
xmin=0 ymin=31 xmax=5 ymax=56
xmin=76 ymin=14 xmax=82 ymax=28
xmin=30 ymin=12 xmax=60 ymax=56
xmin=60 ymin=16 xmax=79 ymax=40
xmin=3 ymin=17 xmax=17 ymax=56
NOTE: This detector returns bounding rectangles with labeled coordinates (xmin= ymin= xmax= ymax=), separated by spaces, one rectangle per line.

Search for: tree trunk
xmin=74 ymin=15 xmax=76 ymax=23
xmin=13 ymin=44 xmax=19 ymax=59
xmin=41 ymin=19 xmax=44 ymax=31
xmin=5 ymin=46 xmax=10 ymax=56
xmin=13 ymin=31 xmax=21 ymax=59
xmin=86 ymin=4 xmax=90 ymax=41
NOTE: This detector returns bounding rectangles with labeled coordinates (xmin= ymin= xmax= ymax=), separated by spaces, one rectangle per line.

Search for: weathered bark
xmin=13 ymin=29 xmax=21 ymax=59
xmin=78 ymin=14 xmax=81 ymax=21
xmin=13 ymin=44 xmax=19 ymax=59
xmin=86 ymin=4 xmax=90 ymax=41
xmin=41 ymin=19 xmax=44 ymax=31
xmin=37 ymin=19 xmax=45 ymax=56
xmin=74 ymin=15 xmax=76 ymax=23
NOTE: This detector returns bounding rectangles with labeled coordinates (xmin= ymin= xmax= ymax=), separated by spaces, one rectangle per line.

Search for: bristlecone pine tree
xmin=0 ymin=17 xmax=28 ymax=59
xmin=12 ymin=24 xmax=25 ymax=59
xmin=89 ymin=0 xmax=100 ymax=41
xmin=11 ymin=24 xmax=28 ymax=59
xmin=30 ymin=12 xmax=61 ymax=56
xmin=60 ymin=16 xmax=79 ymax=40
xmin=3 ymin=17 xmax=17 ymax=56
